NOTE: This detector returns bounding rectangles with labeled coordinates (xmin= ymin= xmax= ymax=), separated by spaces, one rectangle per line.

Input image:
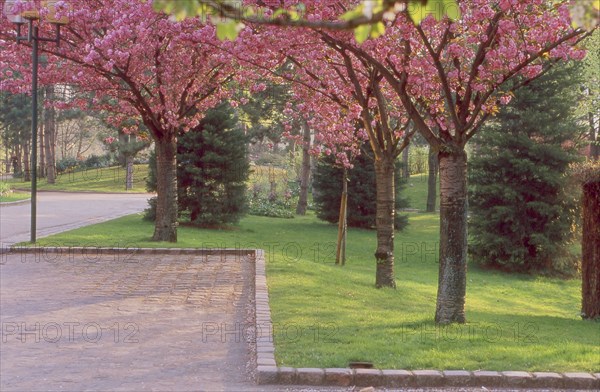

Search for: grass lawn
xmin=29 ymin=212 xmax=598 ymax=372
xmin=7 ymin=165 xmax=149 ymax=193
xmin=0 ymin=190 xmax=30 ymax=203
xmin=403 ymin=172 xmax=439 ymax=211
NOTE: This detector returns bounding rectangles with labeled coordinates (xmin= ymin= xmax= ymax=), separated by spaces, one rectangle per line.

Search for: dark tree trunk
xmin=374 ymin=155 xmax=396 ymax=288
xmin=435 ymin=149 xmax=468 ymax=324
xmin=23 ymin=142 xmax=31 ymax=182
xmin=14 ymin=145 xmax=22 ymax=175
xmin=39 ymin=121 xmax=45 ymax=178
xmin=296 ymin=122 xmax=311 ymax=215
xmin=44 ymin=86 xmax=56 ymax=184
xmin=402 ymin=144 xmax=410 ymax=179
xmin=426 ymin=146 xmax=438 ymax=212
xmin=582 ymin=180 xmax=600 ymax=319
xmin=152 ymin=137 xmax=178 ymax=242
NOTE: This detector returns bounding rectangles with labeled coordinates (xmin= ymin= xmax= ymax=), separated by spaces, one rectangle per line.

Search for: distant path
xmin=0 ymin=192 xmax=152 ymax=246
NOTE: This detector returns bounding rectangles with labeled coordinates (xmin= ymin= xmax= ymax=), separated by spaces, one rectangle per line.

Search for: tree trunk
xmin=374 ymin=155 xmax=396 ymax=288
xmin=39 ymin=121 xmax=45 ymax=178
xmin=23 ymin=142 xmax=31 ymax=182
xmin=435 ymin=149 xmax=468 ymax=324
xmin=402 ymin=144 xmax=410 ymax=179
xmin=125 ymin=155 xmax=134 ymax=190
xmin=152 ymin=137 xmax=178 ymax=242
xmin=426 ymin=146 xmax=438 ymax=212
xmin=14 ymin=145 xmax=22 ymax=175
xmin=44 ymin=86 xmax=57 ymax=184
xmin=582 ymin=180 xmax=600 ymax=319
xmin=296 ymin=122 xmax=311 ymax=215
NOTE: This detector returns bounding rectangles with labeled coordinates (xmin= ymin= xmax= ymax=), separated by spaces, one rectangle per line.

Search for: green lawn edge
xmin=25 ymin=212 xmax=599 ymax=373
xmin=0 ymin=191 xmax=30 ymax=203
xmin=5 ymin=164 xmax=150 ymax=193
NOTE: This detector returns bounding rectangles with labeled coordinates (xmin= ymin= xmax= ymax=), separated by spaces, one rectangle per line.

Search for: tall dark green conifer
xmin=146 ymin=102 xmax=249 ymax=226
xmin=313 ymin=148 xmax=409 ymax=230
xmin=469 ymin=64 xmax=585 ymax=274
xmin=177 ymin=103 xmax=249 ymax=226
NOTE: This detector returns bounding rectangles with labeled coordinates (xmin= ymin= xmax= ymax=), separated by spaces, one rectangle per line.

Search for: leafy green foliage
xmin=239 ymin=82 xmax=293 ymax=147
xmin=0 ymin=181 xmax=11 ymax=196
xmin=313 ymin=149 xmax=409 ymax=230
xmin=146 ymin=103 xmax=250 ymax=226
xmin=248 ymin=195 xmax=295 ymax=219
xmin=177 ymin=102 xmax=249 ymax=226
xmin=56 ymin=157 xmax=79 ymax=173
xmin=152 ymin=0 xmax=462 ymax=43
xmin=469 ymin=63 xmax=586 ymax=275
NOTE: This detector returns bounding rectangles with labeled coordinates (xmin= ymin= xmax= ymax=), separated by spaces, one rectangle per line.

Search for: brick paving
xmin=0 ymin=252 xmax=260 ymax=391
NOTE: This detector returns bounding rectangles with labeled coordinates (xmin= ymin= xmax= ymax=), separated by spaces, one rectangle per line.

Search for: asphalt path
xmin=0 ymin=191 xmax=152 ymax=247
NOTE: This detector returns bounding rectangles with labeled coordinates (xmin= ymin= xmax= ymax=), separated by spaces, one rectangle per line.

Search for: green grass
xmin=403 ymin=172 xmax=439 ymax=211
xmin=7 ymin=165 xmax=149 ymax=193
xmin=0 ymin=190 xmax=30 ymax=203
xmin=28 ymin=212 xmax=598 ymax=372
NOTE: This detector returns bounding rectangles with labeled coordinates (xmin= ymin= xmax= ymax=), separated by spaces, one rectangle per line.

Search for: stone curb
xmin=252 ymin=250 xmax=600 ymax=390
xmin=0 ymin=198 xmax=31 ymax=206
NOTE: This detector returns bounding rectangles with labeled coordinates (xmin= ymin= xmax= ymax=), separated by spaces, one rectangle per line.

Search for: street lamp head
xmin=43 ymin=0 xmax=69 ymax=25
xmin=3 ymin=0 xmax=25 ymax=24
xmin=3 ymin=0 xmax=69 ymax=25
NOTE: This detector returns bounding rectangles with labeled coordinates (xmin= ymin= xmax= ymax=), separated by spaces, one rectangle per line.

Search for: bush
xmin=143 ymin=196 xmax=157 ymax=221
xmin=56 ymin=157 xmax=79 ymax=173
xmin=83 ymin=154 xmax=112 ymax=169
xmin=313 ymin=149 xmax=409 ymax=230
xmin=0 ymin=181 xmax=12 ymax=197
xmin=248 ymin=195 xmax=295 ymax=219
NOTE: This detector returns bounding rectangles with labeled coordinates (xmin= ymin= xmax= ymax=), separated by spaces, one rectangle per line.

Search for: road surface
xmin=0 ymin=191 xmax=152 ymax=247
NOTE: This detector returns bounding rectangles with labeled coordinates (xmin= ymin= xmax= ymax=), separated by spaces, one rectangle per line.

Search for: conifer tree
xmin=469 ymin=64 xmax=585 ymax=274
xmin=147 ymin=103 xmax=249 ymax=226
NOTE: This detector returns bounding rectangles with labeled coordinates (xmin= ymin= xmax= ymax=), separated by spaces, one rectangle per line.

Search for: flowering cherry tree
xmin=231 ymin=20 xmax=415 ymax=287
xmin=229 ymin=0 xmax=590 ymax=323
xmin=0 ymin=0 xmax=240 ymax=241
xmin=302 ymin=0 xmax=590 ymax=324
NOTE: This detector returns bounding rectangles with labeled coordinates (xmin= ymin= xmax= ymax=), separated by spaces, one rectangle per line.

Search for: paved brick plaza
xmin=0 ymin=251 xmax=259 ymax=391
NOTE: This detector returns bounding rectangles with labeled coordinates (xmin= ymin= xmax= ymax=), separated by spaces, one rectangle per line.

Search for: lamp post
xmin=3 ymin=0 xmax=68 ymax=243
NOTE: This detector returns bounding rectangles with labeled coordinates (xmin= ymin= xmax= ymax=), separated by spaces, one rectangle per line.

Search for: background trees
xmin=469 ymin=63 xmax=584 ymax=275
xmin=0 ymin=92 xmax=32 ymax=179
xmin=314 ymin=147 xmax=409 ymax=230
